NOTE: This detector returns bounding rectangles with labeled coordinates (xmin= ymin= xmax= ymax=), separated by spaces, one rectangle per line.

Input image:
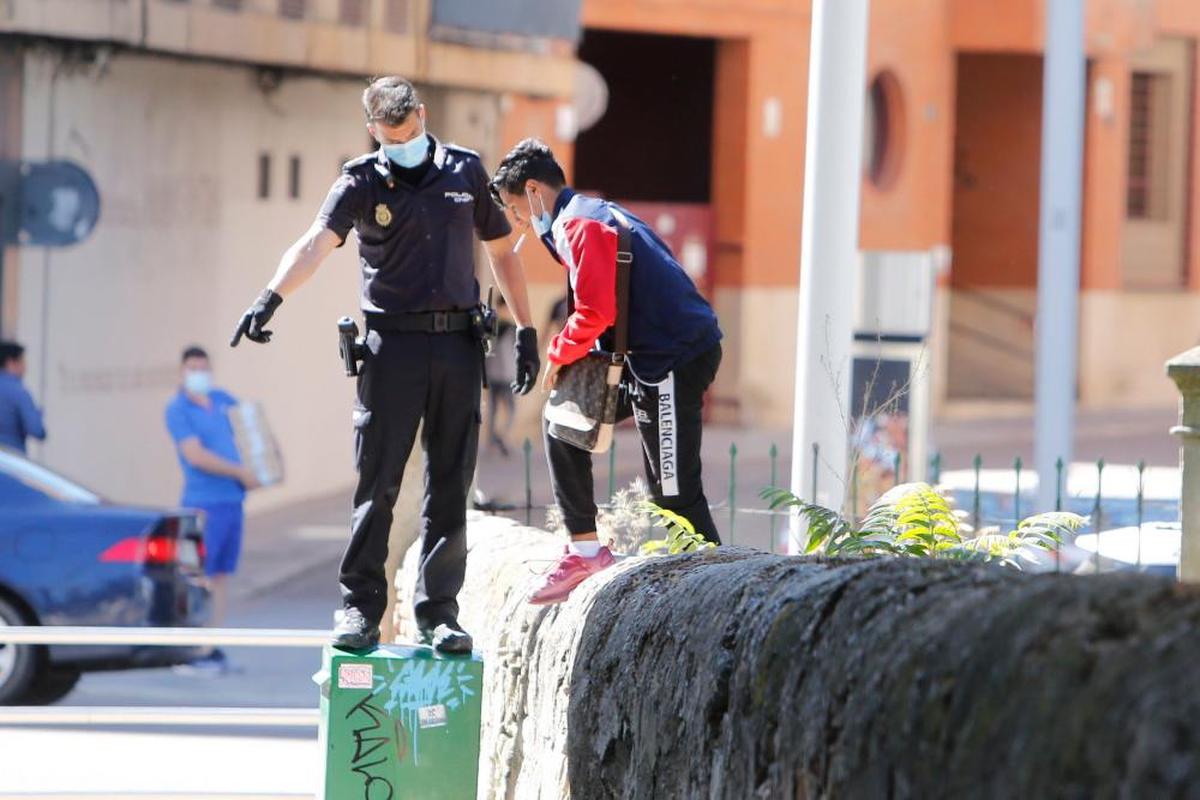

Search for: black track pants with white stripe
xmin=544 ymin=344 xmax=722 ymax=544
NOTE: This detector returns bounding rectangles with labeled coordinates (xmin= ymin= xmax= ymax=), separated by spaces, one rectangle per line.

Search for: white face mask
xmin=184 ymin=370 xmax=212 ymax=396
xmin=527 ymin=187 xmax=553 ymax=237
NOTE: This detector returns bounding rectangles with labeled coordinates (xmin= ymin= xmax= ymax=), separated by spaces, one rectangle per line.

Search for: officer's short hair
xmin=489 ymin=138 xmax=567 ymax=208
xmin=181 ymin=345 xmax=209 ymax=364
xmin=363 ymin=76 xmax=420 ymax=126
xmin=0 ymin=341 xmax=23 ymax=368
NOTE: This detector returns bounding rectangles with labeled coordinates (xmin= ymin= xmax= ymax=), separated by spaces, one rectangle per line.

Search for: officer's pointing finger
xmin=230 ymin=315 xmax=250 ymax=347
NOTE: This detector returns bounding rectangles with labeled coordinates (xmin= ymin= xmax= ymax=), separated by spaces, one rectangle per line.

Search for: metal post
xmin=1034 ymin=0 xmax=1086 ymax=514
xmin=811 ymin=443 xmax=820 ymax=503
xmin=728 ymin=442 xmax=738 ymax=544
xmin=608 ymin=437 xmax=617 ymax=502
xmin=1014 ymin=457 xmax=1023 ymax=528
xmin=1136 ymin=460 xmax=1145 ymax=572
xmin=1055 ymin=457 xmax=1065 ymax=512
xmin=849 ymin=454 xmax=859 ymax=522
xmin=1093 ymin=458 xmax=1105 ymax=574
xmin=1166 ymin=348 xmax=1200 ymax=581
xmin=769 ymin=443 xmax=779 ymax=544
xmin=788 ymin=0 xmax=871 ymax=553
xmin=523 ymin=437 xmax=532 ymax=526
xmin=972 ymin=454 xmax=982 ymax=532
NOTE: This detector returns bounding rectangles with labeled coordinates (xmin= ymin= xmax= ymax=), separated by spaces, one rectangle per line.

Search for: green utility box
xmin=315 ymin=644 xmax=483 ymax=800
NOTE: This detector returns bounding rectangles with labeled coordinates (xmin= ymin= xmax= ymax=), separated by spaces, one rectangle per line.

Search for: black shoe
xmin=332 ymin=607 xmax=380 ymax=651
xmin=419 ymin=622 xmax=473 ymax=655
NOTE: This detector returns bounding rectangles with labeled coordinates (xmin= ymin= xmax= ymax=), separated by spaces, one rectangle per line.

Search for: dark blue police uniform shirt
xmin=164 ymin=389 xmax=245 ymax=507
xmin=316 ymin=137 xmax=512 ymax=314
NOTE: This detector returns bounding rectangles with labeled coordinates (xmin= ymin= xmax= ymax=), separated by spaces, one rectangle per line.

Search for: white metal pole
xmin=788 ymin=0 xmax=871 ymax=552
xmin=1034 ymin=0 xmax=1086 ymax=514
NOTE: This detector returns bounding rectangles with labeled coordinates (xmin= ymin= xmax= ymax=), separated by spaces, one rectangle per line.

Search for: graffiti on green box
xmin=345 ymin=693 xmax=399 ymax=799
xmin=337 ymin=659 xmax=478 ymax=798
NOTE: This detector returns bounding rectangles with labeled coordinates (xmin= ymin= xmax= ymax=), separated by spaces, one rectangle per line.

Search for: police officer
xmin=230 ymin=77 xmax=539 ymax=654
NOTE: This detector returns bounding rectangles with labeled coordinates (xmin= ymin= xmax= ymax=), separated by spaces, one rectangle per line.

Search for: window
xmin=289 ymin=155 xmax=301 ymax=200
xmin=864 ymin=70 xmax=905 ymax=189
xmin=212 ymin=0 xmax=242 ymax=10
xmin=279 ymin=0 xmax=306 ymax=20
xmin=1127 ymin=71 xmax=1171 ymax=220
xmin=257 ymin=153 xmax=271 ymax=200
xmin=385 ymin=0 xmax=409 ymax=34
xmin=339 ymin=0 xmax=367 ymax=26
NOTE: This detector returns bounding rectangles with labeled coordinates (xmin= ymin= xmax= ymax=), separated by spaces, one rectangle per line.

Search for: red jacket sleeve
xmin=548 ymin=217 xmax=618 ymax=365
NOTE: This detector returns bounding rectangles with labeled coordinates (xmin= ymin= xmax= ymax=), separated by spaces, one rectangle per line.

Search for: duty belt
xmin=365 ymin=310 xmax=473 ymax=333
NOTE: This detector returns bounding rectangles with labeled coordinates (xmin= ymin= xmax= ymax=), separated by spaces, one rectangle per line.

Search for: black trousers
xmin=544 ymin=344 xmax=722 ymax=543
xmin=340 ymin=328 xmax=481 ymax=630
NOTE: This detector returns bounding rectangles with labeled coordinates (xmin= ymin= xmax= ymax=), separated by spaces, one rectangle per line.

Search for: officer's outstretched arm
xmin=268 ymin=224 xmax=342 ymax=298
xmin=231 ymin=225 xmax=340 ymax=347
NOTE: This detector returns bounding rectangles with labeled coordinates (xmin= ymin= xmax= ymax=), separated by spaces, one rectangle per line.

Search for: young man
xmin=165 ymin=346 xmax=259 ymax=674
xmin=0 ymin=341 xmax=46 ymax=454
xmin=231 ymin=77 xmax=538 ymax=654
xmin=490 ymin=139 xmax=723 ymax=605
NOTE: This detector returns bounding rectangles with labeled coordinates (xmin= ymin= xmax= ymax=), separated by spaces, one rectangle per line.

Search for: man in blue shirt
xmin=165 ymin=345 xmax=259 ymax=674
xmin=0 ymin=341 xmax=46 ymax=454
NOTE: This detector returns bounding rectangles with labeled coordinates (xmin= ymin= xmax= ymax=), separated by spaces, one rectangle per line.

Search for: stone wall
xmin=396 ymin=516 xmax=1200 ymax=799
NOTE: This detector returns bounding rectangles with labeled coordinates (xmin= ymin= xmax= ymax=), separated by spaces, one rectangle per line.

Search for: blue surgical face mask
xmin=382 ymin=132 xmax=430 ymax=169
xmin=527 ymin=187 xmax=553 ymax=238
xmin=184 ymin=370 xmax=212 ymax=396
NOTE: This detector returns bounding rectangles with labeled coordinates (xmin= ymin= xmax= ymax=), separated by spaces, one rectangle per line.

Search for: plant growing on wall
xmin=638 ymin=504 xmax=717 ymax=555
xmin=763 ymin=482 xmax=1086 ymax=568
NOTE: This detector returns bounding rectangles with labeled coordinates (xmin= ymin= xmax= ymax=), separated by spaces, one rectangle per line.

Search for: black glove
xmin=512 ymin=327 xmax=540 ymax=396
xmin=230 ymin=289 xmax=283 ymax=347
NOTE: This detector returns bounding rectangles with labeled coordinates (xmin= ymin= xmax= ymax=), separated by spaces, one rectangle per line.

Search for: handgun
xmin=337 ymin=317 xmax=367 ymax=377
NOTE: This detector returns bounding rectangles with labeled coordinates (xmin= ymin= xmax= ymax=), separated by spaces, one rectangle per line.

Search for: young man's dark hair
xmin=0 ymin=341 xmax=24 ymax=368
xmin=489 ymin=138 xmax=568 ymax=208
xmin=362 ymin=76 xmax=420 ymax=125
xmin=181 ymin=345 xmax=209 ymax=363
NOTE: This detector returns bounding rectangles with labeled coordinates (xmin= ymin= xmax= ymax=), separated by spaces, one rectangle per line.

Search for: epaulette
xmin=341 ymin=152 xmax=377 ymax=172
xmin=443 ymin=143 xmax=481 ymax=160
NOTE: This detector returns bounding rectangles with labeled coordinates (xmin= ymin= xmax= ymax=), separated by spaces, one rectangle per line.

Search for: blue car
xmin=0 ymin=447 xmax=210 ymax=704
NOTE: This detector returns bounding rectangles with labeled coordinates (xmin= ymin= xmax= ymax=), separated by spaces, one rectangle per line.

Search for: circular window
xmin=864 ymin=70 xmax=905 ymax=189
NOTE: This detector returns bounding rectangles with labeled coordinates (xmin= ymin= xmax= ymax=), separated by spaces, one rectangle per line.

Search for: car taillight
xmin=100 ymin=535 xmax=179 ymax=565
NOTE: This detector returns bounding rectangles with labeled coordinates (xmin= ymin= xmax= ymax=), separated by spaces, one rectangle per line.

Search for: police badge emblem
xmin=374 ymin=203 xmax=392 ymax=227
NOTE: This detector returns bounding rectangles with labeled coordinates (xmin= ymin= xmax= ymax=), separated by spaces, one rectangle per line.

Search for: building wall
xmin=575 ymin=0 xmax=1200 ymax=418
xmin=0 ymin=0 xmax=576 ymax=98
xmin=12 ymin=46 xmax=504 ymax=511
xmin=580 ymin=0 xmax=810 ymax=428
xmin=573 ymin=0 xmax=958 ymax=425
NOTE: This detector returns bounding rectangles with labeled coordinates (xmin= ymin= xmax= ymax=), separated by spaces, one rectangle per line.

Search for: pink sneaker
xmin=529 ymin=546 xmax=616 ymax=605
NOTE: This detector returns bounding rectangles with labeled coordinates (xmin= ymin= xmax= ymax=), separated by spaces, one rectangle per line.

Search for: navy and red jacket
xmin=541 ymin=189 xmax=722 ymax=384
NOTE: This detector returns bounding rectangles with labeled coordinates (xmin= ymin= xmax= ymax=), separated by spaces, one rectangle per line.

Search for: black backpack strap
xmin=610 ymin=207 xmax=633 ymax=359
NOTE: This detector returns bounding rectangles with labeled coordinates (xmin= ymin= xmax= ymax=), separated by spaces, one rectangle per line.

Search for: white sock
xmin=569 ymin=540 xmax=603 ymax=557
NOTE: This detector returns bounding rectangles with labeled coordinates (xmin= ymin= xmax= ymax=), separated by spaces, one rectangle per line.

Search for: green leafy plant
xmin=638 ymin=503 xmax=717 ymax=556
xmin=761 ymin=482 xmax=1086 ymax=569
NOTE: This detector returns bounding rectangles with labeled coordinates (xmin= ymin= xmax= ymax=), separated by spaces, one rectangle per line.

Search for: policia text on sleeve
xmin=229 ymin=77 xmax=538 ymax=654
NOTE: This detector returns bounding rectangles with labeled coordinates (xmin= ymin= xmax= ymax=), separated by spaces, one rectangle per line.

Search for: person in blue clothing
xmin=165 ymin=345 xmax=259 ymax=674
xmin=0 ymin=341 xmax=46 ymax=454
xmin=490 ymin=139 xmax=723 ymax=605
